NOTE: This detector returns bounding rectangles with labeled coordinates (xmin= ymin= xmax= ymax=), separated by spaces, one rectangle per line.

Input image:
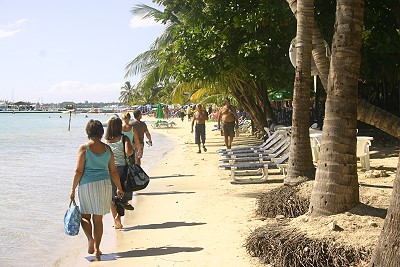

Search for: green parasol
xmin=156 ymin=103 xmax=164 ymax=119
xmin=269 ymin=88 xmax=293 ymax=101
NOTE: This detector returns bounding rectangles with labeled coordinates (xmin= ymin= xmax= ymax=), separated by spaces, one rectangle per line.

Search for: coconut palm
xmin=309 ymin=0 xmax=365 ymax=215
xmin=119 ymin=81 xmax=134 ymax=106
xmin=287 ymin=0 xmax=400 ymax=139
xmin=370 ymin=155 xmax=400 ymax=266
xmin=125 ymin=4 xmax=175 ymax=102
xmin=284 ymin=0 xmax=316 ymax=184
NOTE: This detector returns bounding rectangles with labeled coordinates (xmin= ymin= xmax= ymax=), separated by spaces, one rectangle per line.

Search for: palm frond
xmin=131 ymin=4 xmax=163 ymax=21
xmin=200 ymin=94 xmax=225 ymax=105
xmin=125 ymin=49 xmax=159 ymax=78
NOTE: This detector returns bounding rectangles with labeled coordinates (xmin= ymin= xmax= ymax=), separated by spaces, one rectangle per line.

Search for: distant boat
xmin=62 ymin=109 xmax=76 ymax=114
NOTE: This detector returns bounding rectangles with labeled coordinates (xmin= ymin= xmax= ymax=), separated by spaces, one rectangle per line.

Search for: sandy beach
xmin=55 ymin=116 xmax=399 ymax=267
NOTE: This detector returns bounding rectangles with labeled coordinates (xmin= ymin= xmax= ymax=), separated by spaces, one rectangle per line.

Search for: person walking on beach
xmin=131 ymin=109 xmax=153 ymax=166
xmin=186 ymin=105 xmax=193 ymax=121
xmin=121 ymin=112 xmax=141 ymax=164
xmin=191 ymin=103 xmax=208 ymax=153
xmin=70 ymin=119 xmax=124 ymax=258
xmin=218 ymin=98 xmax=239 ymax=149
xmin=105 ymin=117 xmax=139 ymax=229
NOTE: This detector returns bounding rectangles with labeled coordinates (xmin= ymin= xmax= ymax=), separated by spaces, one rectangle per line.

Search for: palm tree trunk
xmin=309 ymin=0 xmax=364 ymax=216
xmin=287 ymin=0 xmax=400 ymax=140
xmin=284 ymin=0 xmax=315 ymax=185
xmin=370 ymin=156 xmax=400 ymax=266
xmin=357 ymin=99 xmax=400 ymax=139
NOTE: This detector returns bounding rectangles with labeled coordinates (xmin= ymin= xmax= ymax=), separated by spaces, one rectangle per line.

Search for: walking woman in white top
xmin=105 ymin=117 xmax=138 ymax=229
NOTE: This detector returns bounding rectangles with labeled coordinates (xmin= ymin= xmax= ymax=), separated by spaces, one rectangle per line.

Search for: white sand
xmin=56 ymin=118 xmax=277 ymax=266
xmin=55 ymin=117 xmax=399 ymax=267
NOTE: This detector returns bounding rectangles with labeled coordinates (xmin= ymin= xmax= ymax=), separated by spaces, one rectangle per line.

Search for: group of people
xmin=69 ymin=99 xmax=242 ymax=258
xmin=70 ymin=109 xmax=152 ymax=258
xmin=191 ymin=98 xmax=240 ymax=152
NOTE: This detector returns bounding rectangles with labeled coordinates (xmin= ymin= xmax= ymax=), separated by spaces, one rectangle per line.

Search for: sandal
xmin=203 ymin=146 xmax=207 ymax=152
xmin=124 ymin=203 xmax=135 ymax=210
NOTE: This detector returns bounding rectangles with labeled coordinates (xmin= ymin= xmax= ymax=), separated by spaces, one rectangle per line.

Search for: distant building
xmin=60 ymin=102 xmax=76 ymax=110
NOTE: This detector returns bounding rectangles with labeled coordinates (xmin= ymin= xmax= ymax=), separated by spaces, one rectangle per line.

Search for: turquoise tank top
xmin=79 ymin=146 xmax=111 ymax=186
xmin=108 ymin=137 xmax=126 ymax=167
xmin=122 ymin=128 xmax=134 ymax=145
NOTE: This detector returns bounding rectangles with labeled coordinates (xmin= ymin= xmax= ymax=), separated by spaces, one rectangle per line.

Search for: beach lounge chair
xmin=237 ymin=120 xmax=251 ymax=134
xmin=220 ymin=136 xmax=290 ymax=158
xmin=152 ymin=119 xmax=176 ymax=129
xmin=217 ymin=131 xmax=284 ymax=153
xmin=218 ymin=131 xmax=289 ymax=155
xmin=219 ymin=141 xmax=290 ymax=163
xmin=218 ymin=153 xmax=289 ymax=184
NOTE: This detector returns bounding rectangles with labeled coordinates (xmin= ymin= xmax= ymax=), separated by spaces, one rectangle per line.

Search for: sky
xmin=0 ymin=0 xmax=166 ymax=103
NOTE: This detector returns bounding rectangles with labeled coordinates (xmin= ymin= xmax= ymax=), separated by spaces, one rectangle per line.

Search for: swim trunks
xmin=222 ymin=121 xmax=235 ymax=138
xmin=195 ymin=124 xmax=206 ymax=144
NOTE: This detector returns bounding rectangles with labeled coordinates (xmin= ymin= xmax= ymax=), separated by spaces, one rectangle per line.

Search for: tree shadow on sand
xmin=85 ymin=246 xmax=203 ymax=262
xmin=359 ymin=182 xmax=393 ymax=189
xmin=135 ymin=191 xmax=195 ymax=196
xmin=150 ymin=174 xmax=195 ymax=179
xmin=121 ymin=221 xmax=207 ymax=232
xmin=349 ymin=203 xmax=387 ymax=219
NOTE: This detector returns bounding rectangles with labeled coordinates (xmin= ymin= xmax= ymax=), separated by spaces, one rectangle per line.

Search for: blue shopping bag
xmin=64 ymin=199 xmax=81 ymax=236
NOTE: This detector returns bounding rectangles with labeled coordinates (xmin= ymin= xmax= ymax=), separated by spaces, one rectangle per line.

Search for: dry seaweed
xmin=256 ymin=185 xmax=310 ymax=218
xmin=246 ymin=224 xmax=371 ymax=267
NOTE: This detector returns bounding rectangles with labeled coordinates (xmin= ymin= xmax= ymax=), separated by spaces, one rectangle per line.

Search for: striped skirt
xmin=78 ymin=179 xmax=112 ymax=215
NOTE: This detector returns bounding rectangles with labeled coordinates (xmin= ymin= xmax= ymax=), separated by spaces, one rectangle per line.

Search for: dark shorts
xmin=195 ymin=124 xmax=206 ymax=144
xmin=112 ymin=165 xmax=133 ymax=202
xmin=223 ymin=121 xmax=235 ymax=138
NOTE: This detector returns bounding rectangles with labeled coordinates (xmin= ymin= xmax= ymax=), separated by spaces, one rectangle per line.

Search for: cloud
xmin=47 ymin=81 xmax=124 ymax=103
xmin=0 ymin=18 xmax=28 ymax=39
xmin=129 ymin=15 xmax=162 ymax=29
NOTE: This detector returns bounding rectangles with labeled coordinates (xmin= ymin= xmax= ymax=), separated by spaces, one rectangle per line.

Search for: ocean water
xmin=0 ymin=113 xmax=171 ymax=267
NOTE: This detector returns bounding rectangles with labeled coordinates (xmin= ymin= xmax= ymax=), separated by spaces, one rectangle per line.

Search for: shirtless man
xmin=131 ymin=109 xmax=152 ymax=166
xmin=218 ymin=98 xmax=239 ymax=149
xmin=191 ymin=104 xmax=208 ymax=153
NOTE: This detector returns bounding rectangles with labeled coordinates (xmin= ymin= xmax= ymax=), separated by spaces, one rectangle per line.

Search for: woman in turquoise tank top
xmin=70 ymin=120 xmax=124 ymax=259
xmin=121 ymin=112 xmax=140 ymax=164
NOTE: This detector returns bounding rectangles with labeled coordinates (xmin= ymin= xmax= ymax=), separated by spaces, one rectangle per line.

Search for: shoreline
xmin=54 ymin=117 xmax=273 ymax=266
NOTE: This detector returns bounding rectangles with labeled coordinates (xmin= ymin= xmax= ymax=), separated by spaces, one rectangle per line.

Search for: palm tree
xmin=370 ymin=156 xmax=400 ymax=266
xmin=126 ymin=3 xmax=276 ymax=128
xmin=309 ymin=0 xmax=365 ymax=215
xmin=284 ymin=0 xmax=316 ymax=185
xmin=125 ymin=4 xmax=175 ymax=102
xmin=287 ymin=0 xmax=400 ymax=140
xmin=119 ymin=81 xmax=134 ymax=106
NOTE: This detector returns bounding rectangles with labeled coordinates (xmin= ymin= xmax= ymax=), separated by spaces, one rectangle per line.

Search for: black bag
xmin=122 ymin=135 xmax=150 ymax=192
xmin=123 ymin=163 xmax=150 ymax=192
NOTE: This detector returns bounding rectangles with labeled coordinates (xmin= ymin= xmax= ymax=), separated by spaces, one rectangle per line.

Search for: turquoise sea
xmin=0 ymin=113 xmax=171 ymax=267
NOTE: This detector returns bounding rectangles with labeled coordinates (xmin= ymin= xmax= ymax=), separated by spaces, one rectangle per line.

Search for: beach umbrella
xmin=269 ymin=88 xmax=293 ymax=101
xmin=156 ymin=103 xmax=164 ymax=119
